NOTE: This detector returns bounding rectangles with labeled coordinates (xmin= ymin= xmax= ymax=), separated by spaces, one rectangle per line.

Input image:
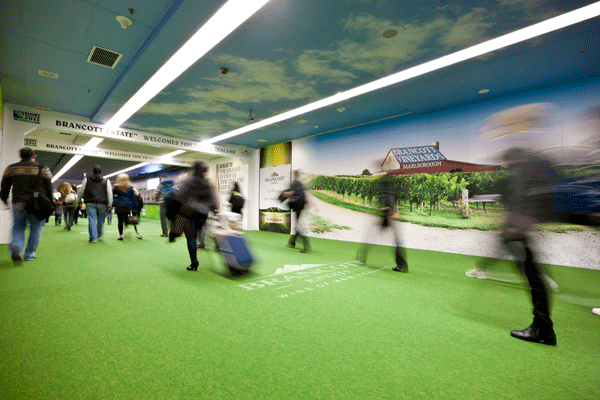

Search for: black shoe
xmin=392 ymin=263 xmax=408 ymax=273
xmin=197 ymin=244 xmax=205 ymax=249
xmin=187 ymin=261 xmax=199 ymax=271
xmin=169 ymin=232 xmax=176 ymax=243
xmin=510 ymin=324 xmax=557 ymax=346
xmin=11 ymin=253 xmax=22 ymax=265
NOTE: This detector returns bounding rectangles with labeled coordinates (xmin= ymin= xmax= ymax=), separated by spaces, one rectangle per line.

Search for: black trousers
xmin=504 ymin=235 xmax=552 ymax=328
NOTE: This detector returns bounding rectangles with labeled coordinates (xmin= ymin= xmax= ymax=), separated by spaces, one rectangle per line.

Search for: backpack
xmin=160 ymin=179 xmax=175 ymax=200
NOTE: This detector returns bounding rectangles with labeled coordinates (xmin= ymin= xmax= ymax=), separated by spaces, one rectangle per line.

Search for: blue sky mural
xmin=121 ymin=0 xmax=590 ymax=140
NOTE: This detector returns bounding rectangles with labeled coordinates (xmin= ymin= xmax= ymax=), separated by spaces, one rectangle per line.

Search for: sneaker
xmin=24 ymin=256 xmax=36 ymax=261
xmin=89 ymin=239 xmax=97 ymax=243
xmin=197 ymin=244 xmax=205 ymax=249
xmin=160 ymin=234 xmax=168 ymax=237
xmin=11 ymin=253 xmax=22 ymax=264
xmin=593 ymin=308 xmax=600 ymax=316
xmin=465 ymin=268 xmax=486 ymax=279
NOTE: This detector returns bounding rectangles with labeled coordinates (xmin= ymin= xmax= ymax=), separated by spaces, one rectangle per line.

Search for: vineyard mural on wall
xmin=285 ymin=80 xmax=600 ymax=266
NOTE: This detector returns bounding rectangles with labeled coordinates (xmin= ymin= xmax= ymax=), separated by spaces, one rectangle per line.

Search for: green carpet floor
xmin=1 ymin=219 xmax=599 ymax=399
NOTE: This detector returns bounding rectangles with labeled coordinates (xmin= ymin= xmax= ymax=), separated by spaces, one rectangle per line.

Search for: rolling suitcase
xmin=214 ymin=234 xmax=254 ymax=274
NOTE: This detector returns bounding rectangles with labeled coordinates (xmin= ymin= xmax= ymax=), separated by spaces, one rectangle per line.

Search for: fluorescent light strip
xmin=204 ymin=1 xmax=600 ymax=144
xmin=106 ymin=0 xmax=271 ymax=128
xmin=162 ymin=150 xmax=186 ymax=158
xmin=105 ymin=163 xmax=150 ymax=179
xmin=51 ymin=155 xmax=83 ymax=183
xmin=51 ymin=137 xmax=104 ymax=183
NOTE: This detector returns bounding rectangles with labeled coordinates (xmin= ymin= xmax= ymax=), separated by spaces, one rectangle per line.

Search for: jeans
xmin=10 ymin=205 xmax=46 ymax=260
xmin=86 ymin=203 xmax=107 ymax=241
xmin=186 ymin=215 xmax=208 ymax=264
xmin=64 ymin=205 xmax=76 ymax=230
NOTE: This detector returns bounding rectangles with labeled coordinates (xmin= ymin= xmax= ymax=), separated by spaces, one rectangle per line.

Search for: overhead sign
xmin=391 ymin=145 xmax=446 ymax=164
xmin=24 ymin=137 xmax=194 ymax=166
xmin=52 ymin=118 xmax=239 ymax=157
xmin=8 ymin=104 xmax=246 ymax=158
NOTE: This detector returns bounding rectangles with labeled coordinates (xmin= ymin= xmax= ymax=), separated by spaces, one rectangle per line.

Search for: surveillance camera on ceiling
xmin=247 ymin=109 xmax=254 ymax=123
xmin=218 ymin=66 xmax=230 ymax=75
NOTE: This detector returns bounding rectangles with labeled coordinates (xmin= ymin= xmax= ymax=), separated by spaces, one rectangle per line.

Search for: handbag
xmin=25 ymin=165 xmax=56 ymax=220
xmin=126 ymin=212 xmax=140 ymax=226
xmin=125 ymin=211 xmax=142 ymax=239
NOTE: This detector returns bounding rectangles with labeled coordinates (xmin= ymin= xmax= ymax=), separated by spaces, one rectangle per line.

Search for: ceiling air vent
xmin=86 ymin=45 xmax=123 ymax=69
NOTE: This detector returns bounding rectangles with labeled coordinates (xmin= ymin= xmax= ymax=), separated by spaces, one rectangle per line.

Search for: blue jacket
xmin=113 ymin=186 xmax=138 ymax=209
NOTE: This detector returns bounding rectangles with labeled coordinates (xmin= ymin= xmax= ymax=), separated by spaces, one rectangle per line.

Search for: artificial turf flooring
xmin=1 ymin=219 xmax=599 ymax=399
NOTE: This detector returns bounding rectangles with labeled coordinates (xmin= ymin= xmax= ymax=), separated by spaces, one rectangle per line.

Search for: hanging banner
xmin=8 ymin=104 xmax=246 ymax=158
xmin=23 ymin=136 xmax=194 ymax=166
xmin=259 ymin=142 xmax=292 ymax=233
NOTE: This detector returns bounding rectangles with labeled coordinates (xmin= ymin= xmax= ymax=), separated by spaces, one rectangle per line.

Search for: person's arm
xmin=42 ymin=167 xmax=54 ymax=202
xmin=76 ymin=178 xmax=87 ymax=204
xmin=106 ymin=180 xmax=113 ymax=209
xmin=1 ymin=171 xmax=12 ymax=205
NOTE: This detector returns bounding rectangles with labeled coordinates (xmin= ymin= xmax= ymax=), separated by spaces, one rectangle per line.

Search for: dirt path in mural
xmin=304 ymin=192 xmax=600 ymax=270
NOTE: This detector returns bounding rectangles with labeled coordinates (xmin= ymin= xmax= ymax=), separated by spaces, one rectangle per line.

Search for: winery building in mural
xmin=380 ymin=142 xmax=501 ymax=175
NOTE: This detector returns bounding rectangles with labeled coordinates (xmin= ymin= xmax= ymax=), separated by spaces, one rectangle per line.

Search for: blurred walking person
xmin=170 ymin=161 xmax=217 ymax=271
xmin=356 ymin=174 xmax=408 ymax=272
xmin=281 ymin=170 xmax=310 ymax=253
xmin=77 ymin=165 xmax=112 ymax=243
xmin=1 ymin=147 xmax=53 ymax=263
xmin=154 ymin=175 xmax=174 ymax=237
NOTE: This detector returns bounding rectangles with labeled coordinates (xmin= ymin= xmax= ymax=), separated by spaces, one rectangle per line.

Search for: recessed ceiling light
xmin=296 ymin=119 xmax=308 ymax=124
xmin=479 ymin=89 xmax=490 ymax=94
xmin=336 ymin=107 xmax=346 ymax=112
xmin=382 ymin=29 xmax=398 ymax=39
xmin=257 ymin=139 xmax=267 ymax=142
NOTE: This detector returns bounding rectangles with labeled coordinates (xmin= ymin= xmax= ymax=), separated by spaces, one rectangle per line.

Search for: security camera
xmin=218 ymin=66 xmax=230 ymax=75
xmin=247 ymin=109 xmax=254 ymax=123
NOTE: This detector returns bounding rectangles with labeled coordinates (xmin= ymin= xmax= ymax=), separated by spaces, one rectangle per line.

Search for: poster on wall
xmin=259 ymin=142 xmax=292 ymax=233
xmin=215 ymin=159 xmax=247 ymax=212
xmin=290 ymin=81 xmax=600 ymax=269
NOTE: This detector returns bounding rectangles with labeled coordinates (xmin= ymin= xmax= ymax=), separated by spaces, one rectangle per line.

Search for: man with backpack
xmin=154 ymin=175 xmax=175 ymax=237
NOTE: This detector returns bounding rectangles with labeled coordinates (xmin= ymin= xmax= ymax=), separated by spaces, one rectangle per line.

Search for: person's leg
xmin=197 ymin=223 xmax=206 ymax=249
xmin=24 ymin=212 xmax=46 ymax=260
xmin=96 ymin=204 xmax=106 ymax=239
xmin=9 ymin=205 xmax=28 ymax=262
xmin=186 ymin=219 xmax=199 ymax=269
xmin=117 ymin=212 xmax=125 ymax=239
xmin=288 ymin=210 xmax=299 ymax=247
xmin=295 ymin=208 xmax=310 ymax=252
xmin=160 ymin=203 xmax=168 ymax=236
xmin=509 ymin=238 xmax=556 ymax=345
xmin=87 ymin=205 xmax=98 ymax=242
